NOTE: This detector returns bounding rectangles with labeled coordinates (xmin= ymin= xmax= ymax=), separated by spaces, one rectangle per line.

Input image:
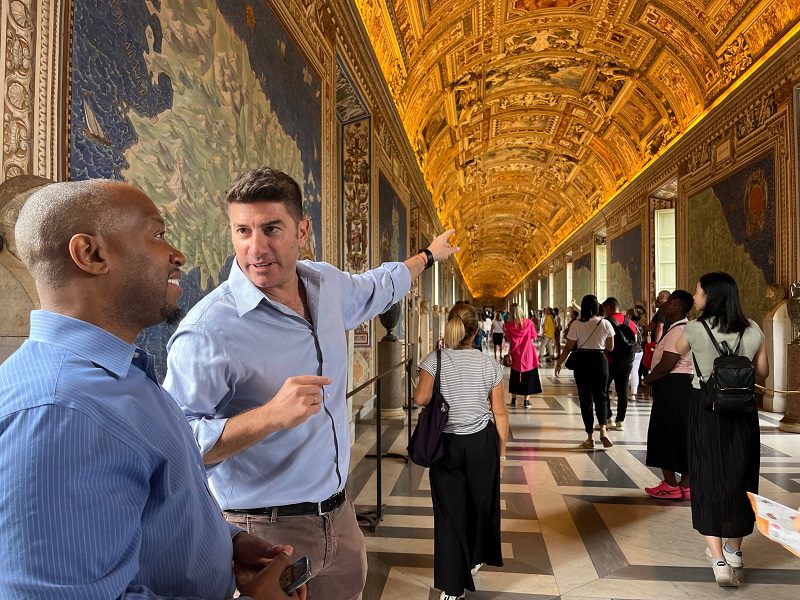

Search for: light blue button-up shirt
xmin=0 ymin=311 xmax=239 ymax=600
xmin=164 ymin=259 xmax=410 ymax=509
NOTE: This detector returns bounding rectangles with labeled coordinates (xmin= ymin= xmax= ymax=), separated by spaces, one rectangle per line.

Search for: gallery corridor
xmin=349 ymin=365 xmax=800 ymax=600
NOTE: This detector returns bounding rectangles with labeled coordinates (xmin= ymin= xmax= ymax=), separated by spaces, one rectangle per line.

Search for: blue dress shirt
xmin=164 ymin=260 xmax=410 ymax=509
xmin=0 ymin=311 xmax=239 ymax=599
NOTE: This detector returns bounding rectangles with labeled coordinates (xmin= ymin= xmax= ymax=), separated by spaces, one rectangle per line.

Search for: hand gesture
xmin=427 ymin=229 xmax=460 ymax=262
xmin=237 ymin=550 xmax=306 ymax=600
xmin=233 ymin=532 xmax=293 ymax=589
xmin=263 ymin=375 xmax=331 ymax=431
xmin=554 ymin=364 xmax=561 ymax=377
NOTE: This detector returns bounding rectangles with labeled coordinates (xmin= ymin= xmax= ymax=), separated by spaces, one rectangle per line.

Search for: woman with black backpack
xmin=675 ymin=272 xmax=769 ymax=587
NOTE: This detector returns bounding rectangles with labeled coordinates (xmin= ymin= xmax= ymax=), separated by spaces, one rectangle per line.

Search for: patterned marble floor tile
xmin=349 ymin=365 xmax=800 ymax=599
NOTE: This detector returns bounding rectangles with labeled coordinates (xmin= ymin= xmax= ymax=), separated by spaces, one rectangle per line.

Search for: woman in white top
xmin=414 ymin=303 xmax=508 ymax=600
xmin=491 ymin=313 xmax=505 ymax=360
xmin=641 ymin=290 xmax=694 ymax=500
xmin=555 ymin=295 xmax=615 ymax=449
xmin=675 ymin=272 xmax=768 ymax=587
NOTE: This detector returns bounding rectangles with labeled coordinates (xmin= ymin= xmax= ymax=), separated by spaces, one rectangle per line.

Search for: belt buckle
xmin=317 ymin=501 xmax=324 ymax=516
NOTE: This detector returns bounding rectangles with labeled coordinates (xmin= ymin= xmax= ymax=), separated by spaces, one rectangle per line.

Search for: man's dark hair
xmin=579 ymin=295 xmax=600 ymax=321
xmin=225 ymin=166 xmax=304 ymax=222
xmin=602 ymin=297 xmax=620 ymax=311
xmin=669 ymin=290 xmax=694 ymax=316
xmin=697 ymin=272 xmax=749 ymax=333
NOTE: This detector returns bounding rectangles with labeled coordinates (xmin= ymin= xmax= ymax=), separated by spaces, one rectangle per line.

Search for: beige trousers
xmin=225 ymin=499 xmax=367 ymax=600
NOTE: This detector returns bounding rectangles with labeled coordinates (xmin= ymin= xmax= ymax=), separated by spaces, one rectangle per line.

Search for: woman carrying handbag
xmin=555 ymin=295 xmax=615 ymax=449
xmin=413 ymin=303 xmax=508 ymax=600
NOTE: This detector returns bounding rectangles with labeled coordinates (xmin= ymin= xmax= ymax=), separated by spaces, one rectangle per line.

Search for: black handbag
xmin=564 ymin=320 xmax=603 ymax=370
xmin=408 ymin=346 xmax=450 ymax=467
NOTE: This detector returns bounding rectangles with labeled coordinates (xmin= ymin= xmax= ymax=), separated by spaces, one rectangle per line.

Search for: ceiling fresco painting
xmin=354 ymin=0 xmax=800 ymax=298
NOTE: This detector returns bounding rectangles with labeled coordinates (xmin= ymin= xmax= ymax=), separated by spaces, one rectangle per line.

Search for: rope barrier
xmin=755 ymin=384 xmax=800 ymax=395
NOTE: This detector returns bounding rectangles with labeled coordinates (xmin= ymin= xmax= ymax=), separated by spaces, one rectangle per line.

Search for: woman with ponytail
xmin=414 ymin=302 xmax=508 ymax=600
xmin=503 ymin=303 xmax=542 ymax=409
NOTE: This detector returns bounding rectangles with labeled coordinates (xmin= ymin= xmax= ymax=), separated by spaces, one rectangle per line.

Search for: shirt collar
xmin=228 ymin=259 xmax=322 ymax=317
xmin=28 ymin=310 xmax=137 ymax=378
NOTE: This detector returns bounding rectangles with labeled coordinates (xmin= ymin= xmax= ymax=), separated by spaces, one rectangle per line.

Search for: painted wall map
xmin=610 ymin=226 xmax=642 ymax=311
xmin=379 ymin=173 xmax=408 ymax=336
xmin=572 ymin=253 xmax=592 ymax=302
xmin=70 ymin=0 xmax=322 ymax=377
xmin=688 ymin=152 xmax=776 ymax=323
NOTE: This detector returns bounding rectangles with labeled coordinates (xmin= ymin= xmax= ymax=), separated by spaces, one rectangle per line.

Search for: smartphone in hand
xmin=279 ymin=556 xmax=311 ymax=594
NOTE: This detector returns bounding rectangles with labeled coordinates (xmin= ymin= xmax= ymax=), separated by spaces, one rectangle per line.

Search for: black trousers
xmin=606 ymin=360 xmax=633 ymax=423
xmin=571 ymin=351 xmax=609 ymax=434
xmin=430 ymin=421 xmax=503 ymax=595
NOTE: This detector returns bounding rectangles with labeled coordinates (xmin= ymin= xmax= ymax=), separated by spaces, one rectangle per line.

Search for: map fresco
xmin=378 ymin=173 xmax=407 ymax=338
xmin=572 ymin=253 xmax=592 ymax=302
xmin=70 ymin=0 xmax=322 ymax=377
xmin=610 ymin=225 xmax=641 ymax=311
xmin=688 ymin=152 xmax=776 ymax=323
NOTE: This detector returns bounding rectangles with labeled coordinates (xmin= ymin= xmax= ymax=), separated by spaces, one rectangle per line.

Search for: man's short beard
xmin=162 ymin=304 xmax=183 ymax=325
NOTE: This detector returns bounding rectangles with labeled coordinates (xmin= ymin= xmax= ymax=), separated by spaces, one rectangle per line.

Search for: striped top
xmin=0 ymin=311 xmax=238 ymax=599
xmin=419 ymin=348 xmax=504 ymax=435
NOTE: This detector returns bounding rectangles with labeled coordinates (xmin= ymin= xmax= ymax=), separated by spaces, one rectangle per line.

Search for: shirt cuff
xmin=386 ymin=261 xmax=412 ymax=302
xmin=190 ymin=415 xmax=229 ymax=457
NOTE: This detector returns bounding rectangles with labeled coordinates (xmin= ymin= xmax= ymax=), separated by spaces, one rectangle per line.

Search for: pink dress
xmin=504 ymin=318 xmax=540 ymax=373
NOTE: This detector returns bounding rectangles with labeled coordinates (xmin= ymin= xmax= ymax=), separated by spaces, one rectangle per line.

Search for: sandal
xmin=581 ymin=439 xmax=595 ymax=449
xmin=600 ymin=435 xmax=613 ymax=448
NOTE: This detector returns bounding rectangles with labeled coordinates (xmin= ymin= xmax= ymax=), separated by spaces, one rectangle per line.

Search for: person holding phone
xmin=164 ymin=167 xmax=460 ymax=600
xmin=0 ymin=180 xmax=301 ymax=599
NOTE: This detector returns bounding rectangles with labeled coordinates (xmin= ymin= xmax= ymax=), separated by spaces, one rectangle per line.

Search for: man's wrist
xmin=417 ymin=248 xmax=434 ymax=270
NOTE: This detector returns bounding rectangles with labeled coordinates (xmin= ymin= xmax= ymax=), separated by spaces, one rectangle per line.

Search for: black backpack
xmin=692 ymin=321 xmax=756 ymax=414
xmin=606 ymin=316 xmax=636 ymax=363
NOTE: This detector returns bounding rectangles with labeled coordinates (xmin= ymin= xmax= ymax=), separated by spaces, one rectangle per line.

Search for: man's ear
xmin=297 ymin=217 xmax=310 ymax=246
xmin=68 ymin=233 xmax=110 ymax=275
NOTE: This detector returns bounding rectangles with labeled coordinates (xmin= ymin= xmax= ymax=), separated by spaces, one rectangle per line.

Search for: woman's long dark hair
xmin=697 ymin=271 xmax=750 ymax=333
xmin=579 ymin=294 xmax=601 ymax=321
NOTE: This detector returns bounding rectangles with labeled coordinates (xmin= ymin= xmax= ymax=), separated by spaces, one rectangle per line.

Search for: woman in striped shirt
xmin=414 ymin=302 xmax=509 ymax=600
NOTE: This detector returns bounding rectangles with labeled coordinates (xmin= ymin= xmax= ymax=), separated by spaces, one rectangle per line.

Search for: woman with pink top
xmin=503 ymin=303 xmax=542 ymax=409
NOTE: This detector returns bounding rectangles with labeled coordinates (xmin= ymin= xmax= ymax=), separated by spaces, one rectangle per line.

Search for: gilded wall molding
xmin=0 ymin=1 xmax=63 ymax=184
xmin=2 ymin=0 xmax=37 ymax=181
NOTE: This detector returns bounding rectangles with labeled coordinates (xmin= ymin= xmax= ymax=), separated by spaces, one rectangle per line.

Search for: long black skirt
xmin=646 ymin=373 xmax=691 ymax=473
xmin=509 ymin=368 xmax=542 ymax=396
xmin=688 ymin=387 xmax=760 ymax=538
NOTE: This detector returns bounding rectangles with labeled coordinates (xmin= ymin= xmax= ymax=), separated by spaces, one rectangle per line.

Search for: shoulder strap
xmin=577 ymin=319 xmax=603 ymax=350
xmin=434 ymin=346 xmax=442 ymax=395
xmin=692 ymin=352 xmax=704 ymax=383
xmin=699 ymin=320 xmax=725 ymax=356
xmin=732 ymin=332 xmax=744 ymax=356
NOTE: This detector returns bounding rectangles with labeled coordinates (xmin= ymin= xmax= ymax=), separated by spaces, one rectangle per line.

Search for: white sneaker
xmin=440 ymin=593 xmax=465 ymax=600
xmin=706 ymin=545 xmax=743 ymax=568
xmin=470 ymin=562 xmax=484 ymax=576
xmin=613 ymin=421 xmax=624 ymax=431
xmin=711 ymin=560 xmax=739 ymax=587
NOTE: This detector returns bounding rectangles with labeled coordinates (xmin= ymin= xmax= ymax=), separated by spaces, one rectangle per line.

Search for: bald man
xmin=0 ymin=180 xmax=300 ymax=599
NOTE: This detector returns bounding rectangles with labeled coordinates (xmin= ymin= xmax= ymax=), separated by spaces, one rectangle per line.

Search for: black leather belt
xmin=228 ymin=490 xmax=346 ymax=517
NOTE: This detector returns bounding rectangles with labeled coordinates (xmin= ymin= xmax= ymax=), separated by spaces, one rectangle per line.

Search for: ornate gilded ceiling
xmin=353 ymin=0 xmax=800 ymax=298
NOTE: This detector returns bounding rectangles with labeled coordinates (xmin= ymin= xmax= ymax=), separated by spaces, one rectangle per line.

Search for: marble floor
xmin=346 ymin=365 xmax=800 ymax=600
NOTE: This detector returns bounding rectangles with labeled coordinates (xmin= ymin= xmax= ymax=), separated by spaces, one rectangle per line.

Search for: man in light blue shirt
xmin=0 ymin=179 xmax=299 ymax=599
xmin=164 ymin=166 xmax=458 ymax=599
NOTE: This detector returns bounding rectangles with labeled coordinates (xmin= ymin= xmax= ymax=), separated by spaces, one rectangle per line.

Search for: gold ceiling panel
xmin=354 ymin=0 xmax=800 ymax=297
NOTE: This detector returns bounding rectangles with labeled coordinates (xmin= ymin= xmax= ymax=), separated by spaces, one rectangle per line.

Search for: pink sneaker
xmin=681 ymin=486 xmax=691 ymax=501
xmin=645 ymin=480 xmax=683 ymax=500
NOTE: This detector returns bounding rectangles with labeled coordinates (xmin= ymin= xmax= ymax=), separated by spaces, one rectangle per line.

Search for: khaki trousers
xmin=225 ymin=499 xmax=367 ymax=600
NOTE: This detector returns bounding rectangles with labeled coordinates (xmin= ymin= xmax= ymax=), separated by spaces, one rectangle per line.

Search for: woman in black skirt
xmin=642 ymin=290 xmax=694 ymax=500
xmin=503 ymin=303 xmax=542 ymax=409
xmin=676 ymin=272 xmax=768 ymax=587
